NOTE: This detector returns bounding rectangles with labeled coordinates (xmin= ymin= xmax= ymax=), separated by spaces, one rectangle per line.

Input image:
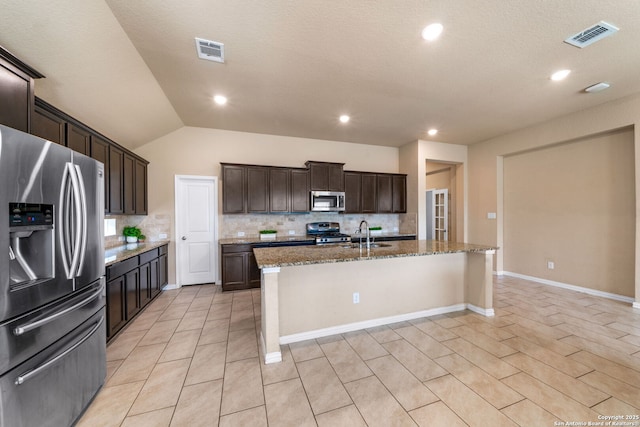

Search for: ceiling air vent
xmin=195 ymin=37 xmax=225 ymax=63
xmin=564 ymin=21 xmax=619 ymax=48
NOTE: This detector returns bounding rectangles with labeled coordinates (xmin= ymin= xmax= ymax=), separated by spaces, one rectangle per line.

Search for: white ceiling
xmin=2 ymin=1 xmax=640 ymax=149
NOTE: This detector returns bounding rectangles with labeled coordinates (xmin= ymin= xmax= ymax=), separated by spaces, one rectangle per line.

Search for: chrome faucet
xmin=357 ymin=220 xmax=371 ymax=250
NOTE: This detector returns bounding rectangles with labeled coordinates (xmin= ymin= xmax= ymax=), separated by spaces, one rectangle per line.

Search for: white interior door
xmin=175 ymin=175 xmax=218 ymax=286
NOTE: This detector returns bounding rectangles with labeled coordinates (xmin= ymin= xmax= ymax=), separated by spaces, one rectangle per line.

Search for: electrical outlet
xmin=237 ymin=231 xmax=245 ymax=237
xmin=288 ymin=230 xmax=295 ymax=235
xmin=353 ymin=292 xmax=360 ymax=304
xmin=159 ymin=233 xmax=167 ymax=239
xmin=547 ymin=261 xmax=555 ymax=270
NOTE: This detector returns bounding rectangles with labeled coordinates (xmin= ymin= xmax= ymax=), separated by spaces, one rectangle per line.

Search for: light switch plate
xmin=487 ymin=212 xmax=497 ymax=219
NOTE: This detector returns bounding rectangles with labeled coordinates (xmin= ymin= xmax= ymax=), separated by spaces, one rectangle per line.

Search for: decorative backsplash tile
xmin=219 ymin=212 xmax=416 ymax=239
xmin=104 ymin=213 xmax=171 ymax=249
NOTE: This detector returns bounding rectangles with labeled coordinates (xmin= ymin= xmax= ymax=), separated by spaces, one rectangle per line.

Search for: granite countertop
xmin=105 ymin=240 xmax=170 ymax=266
xmin=219 ymin=235 xmax=315 ymax=245
xmin=350 ymin=232 xmax=416 ymax=239
xmin=254 ymin=240 xmax=498 ymax=268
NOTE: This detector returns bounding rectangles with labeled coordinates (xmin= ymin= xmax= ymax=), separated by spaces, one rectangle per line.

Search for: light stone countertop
xmin=105 ymin=240 xmax=170 ymax=267
xmin=219 ymin=235 xmax=315 ymax=245
xmin=253 ymin=240 xmax=498 ymax=268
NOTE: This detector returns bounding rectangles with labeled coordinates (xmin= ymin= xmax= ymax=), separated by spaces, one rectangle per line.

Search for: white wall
xmin=400 ymin=140 xmax=468 ymax=240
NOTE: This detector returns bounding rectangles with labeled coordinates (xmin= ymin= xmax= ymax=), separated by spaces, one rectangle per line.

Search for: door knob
xmin=181 ymin=236 xmax=187 ymax=240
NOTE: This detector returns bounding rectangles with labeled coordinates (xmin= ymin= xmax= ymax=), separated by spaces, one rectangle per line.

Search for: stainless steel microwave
xmin=310 ymin=191 xmax=345 ymax=212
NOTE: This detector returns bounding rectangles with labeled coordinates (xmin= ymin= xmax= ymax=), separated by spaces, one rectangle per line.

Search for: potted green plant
xmin=259 ymin=229 xmax=277 ymax=240
xmin=123 ymin=226 xmax=142 ymax=243
xmin=369 ymin=226 xmax=383 ymax=235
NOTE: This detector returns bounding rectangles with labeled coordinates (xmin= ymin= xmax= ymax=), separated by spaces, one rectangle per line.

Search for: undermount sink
xmin=341 ymin=243 xmax=393 ymax=249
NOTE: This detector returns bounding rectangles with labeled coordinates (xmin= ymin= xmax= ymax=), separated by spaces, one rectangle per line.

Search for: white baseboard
xmin=467 ymin=304 xmax=495 ymax=317
xmin=633 ymin=302 xmax=640 ymax=310
xmin=260 ymin=332 xmax=282 ymax=364
xmin=501 ymin=271 xmax=635 ymax=304
xmin=495 ymin=271 xmax=506 ymax=276
xmin=280 ymin=303 xmax=474 ymax=345
xmin=162 ymin=283 xmax=180 ymax=290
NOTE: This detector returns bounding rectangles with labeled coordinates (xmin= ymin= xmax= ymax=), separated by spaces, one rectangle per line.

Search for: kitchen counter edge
xmin=105 ymin=241 xmax=170 ymax=267
xmin=254 ymin=240 xmax=498 ymax=269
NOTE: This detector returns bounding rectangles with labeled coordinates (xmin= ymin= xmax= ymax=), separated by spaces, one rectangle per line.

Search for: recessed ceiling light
xmin=551 ymin=69 xmax=571 ymax=81
xmin=428 ymin=129 xmax=438 ymax=136
xmin=213 ymin=95 xmax=227 ymax=105
xmin=584 ymin=82 xmax=610 ymax=93
xmin=339 ymin=115 xmax=350 ymax=124
xmin=422 ymin=23 xmax=443 ymax=41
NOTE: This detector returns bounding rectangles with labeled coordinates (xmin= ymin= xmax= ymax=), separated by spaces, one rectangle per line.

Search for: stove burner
xmin=306 ymin=222 xmax=352 ymax=245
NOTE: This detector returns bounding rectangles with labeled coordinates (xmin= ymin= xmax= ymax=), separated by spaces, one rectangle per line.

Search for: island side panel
xmin=465 ymin=250 xmax=495 ymax=316
xmin=261 ymin=267 xmax=282 ymax=363
xmin=277 ymin=253 xmax=467 ymax=337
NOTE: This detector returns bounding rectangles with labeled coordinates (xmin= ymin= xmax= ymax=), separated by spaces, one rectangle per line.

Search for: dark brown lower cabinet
xmin=221 ymin=244 xmax=261 ymax=291
xmin=139 ymin=262 xmax=151 ymax=308
xmin=106 ymin=275 xmax=126 ymax=338
xmin=106 ymin=244 xmax=168 ymax=341
xmin=125 ymin=268 xmax=140 ymax=319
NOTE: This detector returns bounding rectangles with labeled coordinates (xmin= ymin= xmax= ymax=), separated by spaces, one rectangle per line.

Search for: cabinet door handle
xmin=181 ymin=236 xmax=187 ymax=240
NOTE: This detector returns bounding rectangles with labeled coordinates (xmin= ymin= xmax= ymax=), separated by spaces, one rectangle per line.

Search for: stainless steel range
xmin=306 ymin=222 xmax=351 ymax=245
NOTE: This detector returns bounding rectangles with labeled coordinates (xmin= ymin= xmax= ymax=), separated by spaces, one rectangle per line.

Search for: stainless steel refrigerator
xmin=0 ymin=124 xmax=106 ymax=427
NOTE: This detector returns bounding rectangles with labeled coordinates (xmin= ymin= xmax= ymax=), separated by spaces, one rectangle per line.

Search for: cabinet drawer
xmin=221 ymin=244 xmax=252 ymax=254
xmin=139 ymin=248 xmax=159 ymax=264
xmin=106 ymin=257 xmax=138 ymax=280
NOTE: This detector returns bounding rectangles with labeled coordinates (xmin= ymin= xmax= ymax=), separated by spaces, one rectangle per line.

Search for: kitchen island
xmin=254 ymin=240 xmax=497 ymax=363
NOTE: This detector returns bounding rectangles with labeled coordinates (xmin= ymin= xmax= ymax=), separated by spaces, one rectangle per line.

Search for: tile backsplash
xmin=104 ymin=213 xmax=171 ymax=249
xmin=220 ymin=212 xmax=416 ymax=239
xmin=105 ymin=212 xmax=416 ymax=248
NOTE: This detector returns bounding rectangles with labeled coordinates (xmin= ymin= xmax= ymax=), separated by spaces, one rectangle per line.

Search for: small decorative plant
xmin=123 ymin=226 xmax=142 ymax=243
xmin=259 ymin=229 xmax=277 ymax=240
xmin=369 ymin=226 xmax=383 ymax=235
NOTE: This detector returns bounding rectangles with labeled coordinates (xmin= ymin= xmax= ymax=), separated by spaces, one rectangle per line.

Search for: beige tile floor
xmin=78 ymin=276 xmax=640 ymax=426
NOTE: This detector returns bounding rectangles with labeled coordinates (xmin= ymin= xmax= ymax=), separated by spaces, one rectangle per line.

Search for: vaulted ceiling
xmin=2 ymin=1 xmax=640 ymax=149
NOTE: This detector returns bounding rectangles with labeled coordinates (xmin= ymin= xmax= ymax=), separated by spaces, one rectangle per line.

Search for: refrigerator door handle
xmin=59 ymin=163 xmax=73 ymax=279
xmin=13 ymin=283 xmax=103 ymax=336
xmin=67 ymin=163 xmax=84 ymax=280
xmin=14 ymin=315 xmax=104 ymax=386
xmin=73 ymin=164 xmax=88 ymax=276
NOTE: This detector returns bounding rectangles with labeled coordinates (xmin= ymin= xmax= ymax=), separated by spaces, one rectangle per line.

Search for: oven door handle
xmin=13 ymin=283 xmax=103 ymax=336
xmin=15 ymin=315 xmax=104 ymax=386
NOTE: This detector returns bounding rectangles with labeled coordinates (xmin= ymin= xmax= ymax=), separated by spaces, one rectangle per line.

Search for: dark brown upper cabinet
xmin=90 ymin=135 xmax=110 ymax=212
xmin=221 ymin=162 xmax=406 ymax=215
xmin=269 ymin=168 xmax=290 ymax=213
xmin=290 ymin=169 xmax=309 ymax=212
xmin=392 ymin=174 xmax=407 ymax=213
xmin=135 ymin=159 xmax=148 ymax=215
xmin=344 ymin=172 xmax=362 ymax=213
xmin=66 ymin=123 xmax=91 ymax=156
xmin=31 ymin=99 xmax=65 ymax=145
xmin=222 ymin=164 xmax=246 ymax=214
xmin=109 ymin=145 xmax=124 ymax=214
xmin=247 ymin=166 xmax=269 ymax=213
xmin=376 ymin=174 xmax=393 ymax=213
xmin=306 ymin=161 xmax=345 ymax=192
xmin=0 ymin=46 xmax=44 ymax=133
xmin=361 ymin=173 xmax=378 ymax=213
xmin=123 ymin=153 xmax=136 ymax=215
